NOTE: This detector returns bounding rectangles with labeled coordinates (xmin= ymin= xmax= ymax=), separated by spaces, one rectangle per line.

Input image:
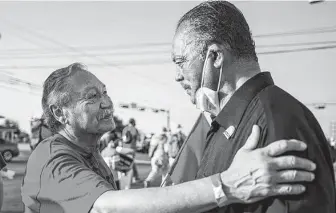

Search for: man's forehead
xmin=69 ymin=71 xmax=105 ymax=92
xmin=172 ymin=31 xmax=198 ymax=60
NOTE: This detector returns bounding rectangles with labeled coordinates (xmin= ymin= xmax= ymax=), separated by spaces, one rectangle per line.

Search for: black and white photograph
xmin=0 ymin=0 xmax=335 ymax=212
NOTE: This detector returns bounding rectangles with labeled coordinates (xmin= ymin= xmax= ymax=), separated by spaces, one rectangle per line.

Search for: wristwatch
xmin=210 ymin=173 xmax=228 ymax=207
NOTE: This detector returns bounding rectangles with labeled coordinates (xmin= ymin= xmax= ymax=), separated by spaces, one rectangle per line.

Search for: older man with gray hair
xmin=21 ymin=63 xmax=316 ymax=213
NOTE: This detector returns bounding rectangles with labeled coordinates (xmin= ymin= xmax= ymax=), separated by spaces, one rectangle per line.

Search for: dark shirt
xmin=21 ymin=134 xmax=116 ymax=213
xmin=196 ymin=72 xmax=336 ymax=213
xmin=170 ymin=114 xmax=210 ymax=184
xmin=0 ymin=154 xmax=6 ymax=170
xmin=122 ymin=125 xmax=139 ymax=150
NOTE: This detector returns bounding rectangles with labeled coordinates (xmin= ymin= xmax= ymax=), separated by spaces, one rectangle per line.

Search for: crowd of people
xmin=97 ymin=117 xmax=187 ymax=189
xmin=0 ymin=1 xmax=335 ymax=212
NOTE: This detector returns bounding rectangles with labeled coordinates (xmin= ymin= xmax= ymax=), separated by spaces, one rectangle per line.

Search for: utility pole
xmin=166 ymin=110 xmax=171 ymax=132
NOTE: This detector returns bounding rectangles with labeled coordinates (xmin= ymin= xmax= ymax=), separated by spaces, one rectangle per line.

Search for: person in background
xmin=122 ymin=119 xmax=141 ymax=184
xmin=122 ymin=118 xmax=140 ymax=183
xmin=101 ymin=140 xmax=121 ymax=190
xmin=99 ymin=131 xmax=115 ymax=152
xmin=144 ymin=129 xmax=170 ymax=188
xmin=175 ymin=124 xmax=186 ymax=149
xmin=0 ymin=154 xmax=6 ymax=210
xmin=167 ymin=132 xmax=180 ymax=167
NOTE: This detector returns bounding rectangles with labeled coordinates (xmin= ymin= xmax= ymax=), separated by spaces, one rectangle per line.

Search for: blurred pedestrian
xmin=175 ymin=124 xmax=186 ymax=149
xmin=167 ymin=133 xmax=180 ymax=167
xmin=0 ymin=154 xmax=6 ymax=210
xmin=101 ymin=140 xmax=121 ymax=190
xmin=98 ymin=131 xmax=114 ymax=152
xmin=144 ymin=130 xmax=169 ymax=187
xmin=122 ymin=118 xmax=140 ymax=183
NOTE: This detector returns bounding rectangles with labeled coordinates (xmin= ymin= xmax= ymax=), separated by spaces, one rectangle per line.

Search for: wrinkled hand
xmin=220 ymin=125 xmax=316 ymax=204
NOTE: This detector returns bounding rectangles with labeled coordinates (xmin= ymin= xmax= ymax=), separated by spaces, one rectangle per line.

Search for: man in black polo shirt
xmin=171 ymin=1 xmax=335 ymax=212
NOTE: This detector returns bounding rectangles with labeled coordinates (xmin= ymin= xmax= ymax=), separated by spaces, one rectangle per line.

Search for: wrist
xmin=219 ymin=171 xmax=240 ymax=205
xmin=209 ymin=173 xmax=230 ymax=207
xmin=220 ymin=169 xmax=256 ymax=204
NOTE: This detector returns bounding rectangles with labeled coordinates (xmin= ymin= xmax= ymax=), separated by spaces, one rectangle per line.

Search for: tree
xmin=4 ymin=118 xmax=19 ymax=129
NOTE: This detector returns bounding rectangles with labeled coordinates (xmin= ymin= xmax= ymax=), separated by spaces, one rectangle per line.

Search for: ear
xmin=49 ymin=105 xmax=68 ymax=125
xmin=207 ymin=43 xmax=229 ymax=69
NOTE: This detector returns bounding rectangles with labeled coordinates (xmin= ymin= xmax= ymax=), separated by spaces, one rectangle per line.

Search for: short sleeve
xmin=39 ymin=153 xmax=114 ymax=213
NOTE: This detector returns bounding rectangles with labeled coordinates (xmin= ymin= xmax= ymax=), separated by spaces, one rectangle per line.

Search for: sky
xmin=0 ymin=1 xmax=335 ymax=137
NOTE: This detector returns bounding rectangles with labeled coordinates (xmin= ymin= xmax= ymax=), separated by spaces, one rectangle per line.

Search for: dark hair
xmin=129 ymin=118 xmax=136 ymax=126
xmin=41 ymin=63 xmax=86 ymax=133
xmin=176 ymin=0 xmax=258 ymax=61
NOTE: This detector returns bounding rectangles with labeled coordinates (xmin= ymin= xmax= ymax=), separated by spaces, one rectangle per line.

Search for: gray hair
xmin=41 ymin=62 xmax=86 ymax=133
xmin=176 ymin=0 xmax=258 ymax=61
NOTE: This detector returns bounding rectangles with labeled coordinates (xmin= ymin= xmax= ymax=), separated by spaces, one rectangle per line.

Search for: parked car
xmin=0 ymin=138 xmax=20 ymax=162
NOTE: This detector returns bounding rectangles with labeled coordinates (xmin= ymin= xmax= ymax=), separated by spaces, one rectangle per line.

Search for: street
xmin=1 ymin=144 xmax=158 ymax=213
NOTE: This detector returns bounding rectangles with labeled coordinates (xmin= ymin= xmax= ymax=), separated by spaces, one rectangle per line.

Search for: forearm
xmin=92 ymin=175 xmax=224 ymax=213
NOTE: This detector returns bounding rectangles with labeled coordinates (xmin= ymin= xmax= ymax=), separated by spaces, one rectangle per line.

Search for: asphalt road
xmin=1 ymin=144 xmax=159 ymax=213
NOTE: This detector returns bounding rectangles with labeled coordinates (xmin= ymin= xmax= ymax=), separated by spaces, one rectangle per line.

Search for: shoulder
xmin=257 ymin=85 xmax=324 ymax=142
xmin=29 ymin=134 xmax=83 ymax=170
xmin=258 ymin=85 xmax=307 ymax=111
xmin=257 ymin=85 xmax=313 ymax=123
xmin=123 ymin=126 xmax=130 ymax=131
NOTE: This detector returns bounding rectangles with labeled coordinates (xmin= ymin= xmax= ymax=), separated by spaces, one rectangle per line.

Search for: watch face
xmin=210 ymin=174 xmax=225 ymax=200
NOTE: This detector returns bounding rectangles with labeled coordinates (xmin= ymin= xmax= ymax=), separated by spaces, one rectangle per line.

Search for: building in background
xmin=0 ymin=116 xmax=21 ymax=143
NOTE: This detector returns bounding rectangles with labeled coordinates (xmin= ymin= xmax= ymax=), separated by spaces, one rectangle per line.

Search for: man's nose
xmin=175 ymin=70 xmax=184 ymax=82
xmin=100 ymin=95 xmax=113 ymax=110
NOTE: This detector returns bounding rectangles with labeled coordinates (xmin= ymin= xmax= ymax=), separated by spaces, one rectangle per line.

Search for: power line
xmin=258 ymin=44 xmax=336 ymax=55
xmin=0 ymin=29 xmax=57 ymax=51
xmin=306 ymin=103 xmax=336 ymax=106
xmin=2 ymin=25 xmax=336 ymax=55
xmin=0 ymin=18 xmax=172 ymax=87
xmin=0 ymin=73 xmax=42 ymax=90
xmin=0 ymin=59 xmax=172 ymax=69
xmin=1 ymin=42 xmax=170 ymax=54
xmin=1 ymin=40 xmax=336 ymax=59
xmin=1 ymin=43 xmax=336 ymax=69
xmin=0 ymin=83 xmax=41 ymax=96
xmin=254 ymin=26 xmax=336 ymax=38
xmin=0 ymin=18 xmax=122 ymax=68
xmin=257 ymin=40 xmax=336 ymax=48
xmin=0 ymin=48 xmax=171 ymax=59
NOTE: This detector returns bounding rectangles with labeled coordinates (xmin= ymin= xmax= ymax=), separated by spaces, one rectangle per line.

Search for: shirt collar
xmin=56 ymin=134 xmax=97 ymax=158
xmin=213 ymin=72 xmax=274 ymax=130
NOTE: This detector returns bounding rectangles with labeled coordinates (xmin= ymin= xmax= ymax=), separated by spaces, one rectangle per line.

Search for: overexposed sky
xmin=0 ymin=1 xmax=335 ymax=136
